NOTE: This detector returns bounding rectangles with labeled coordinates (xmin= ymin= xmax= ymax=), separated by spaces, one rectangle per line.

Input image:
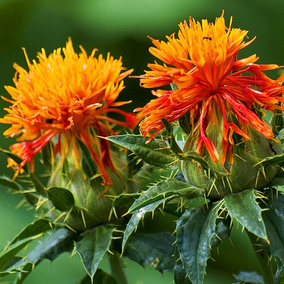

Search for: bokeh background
xmin=0 ymin=0 xmax=283 ymax=283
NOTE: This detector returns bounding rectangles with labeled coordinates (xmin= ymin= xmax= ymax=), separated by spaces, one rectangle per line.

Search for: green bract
xmin=44 ymin=148 xmax=133 ymax=231
xmin=182 ymin=121 xmax=282 ymax=199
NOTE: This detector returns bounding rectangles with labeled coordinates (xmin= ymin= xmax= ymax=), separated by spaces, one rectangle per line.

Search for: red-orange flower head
xmin=0 ymin=38 xmax=136 ymax=184
xmin=137 ymin=13 xmax=284 ymax=164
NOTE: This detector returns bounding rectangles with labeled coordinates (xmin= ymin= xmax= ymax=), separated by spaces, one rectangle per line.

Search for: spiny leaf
xmin=161 ymin=118 xmax=184 ymax=157
xmin=124 ymin=232 xmax=175 ymax=273
xmin=224 ymin=189 xmax=267 ymax=240
xmin=122 ymin=200 xmax=162 ymax=253
xmin=0 ymin=176 xmax=21 ymax=191
xmin=128 ymin=178 xmax=203 ymax=213
xmin=13 ymin=262 xmax=33 ymax=284
xmin=78 ymin=269 xmax=118 ymax=284
xmin=112 ymin=192 xmax=141 ymax=208
xmin=234 ymin=271 xmax=264 ymax=284
xmin=8 ymin=228 xmax=76 ymax=281
xmin=175 ymin=203 xmax=225 ymax=284
xmin=262 ymin=190 xmax=284 ymax=266
xmin=255 ymin=154 xmax=284 ymax=168
xmin=0 ymin=235 xmax=42 ymax=271
xmin=75 ymin=226 xmax=114 ymax=279
xmin=267 ymin=170 xmax=284 ymax=187
xmin=10 ymin=219 xmax=53 ymax=246
xmin=106 ymin=134 xmax=176 ymax=167
xmin=0 ymin=177 xmax=39 ymax=213
xmin=47 ymin=187 xmax=75 ymax=211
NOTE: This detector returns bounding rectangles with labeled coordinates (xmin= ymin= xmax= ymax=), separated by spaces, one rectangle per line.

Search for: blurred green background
xmin=0 ymin=0 xmax=283 ymax=283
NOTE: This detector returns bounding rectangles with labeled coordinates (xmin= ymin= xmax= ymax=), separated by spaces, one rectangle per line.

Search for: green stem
xmin=246 ymin=230 xmax=275 ymax=284
xmin=108 ymin=252 xmax=128 ymax=284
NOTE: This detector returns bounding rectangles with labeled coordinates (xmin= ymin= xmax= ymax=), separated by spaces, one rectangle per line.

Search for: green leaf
xmin=161 ymin=118 xmax=184 ymax=157
xmin=175 ymin=203 xmax=223 ymax=284
xmin=0 ymin=176 xmax=21 ymax=191
xmin=106 ymin=134 xmax=176 ymax=167
xmin=47 ymin=186 xmax=75 ymax=211
xmin=271 ymin=108 xmax=284 ymax=137
xmin=112 ymin=192 xmax=141 ymax=208
xmin=76 ymin=137 xmax=98 ymax=178
xmin=122 ymin=201 xmax=162 ymax=253
xmin=41 ymin=141 xmax=54 ymax=172
xmin=29 ymin=172 xmax=47 ymax=196
xmin=75 ymin=226 xmax=114 ymax=279
xmin=124 ymin=232 xmax=175 ymax=273
xmin=13 ymin=262 xmax=33 ymax=284
xmin=255 ymin=154 xmax=284 ymax=168
xmin=267 ymin=171 xmax=284 ymax=187
xmin=10 ymin=219 xmax=53 ymax=246
xmin=178 ymin=111 xmax=192 ymax=135
xmin=78 ymin=269 xmax=118 ymax=284
xmin=0 ymin=235 xmax=42 ymax=271
xmin=174 ymin=260 xmax=191 ymax=284
xmin=0 ymin=176 xmax=38 ymax=206
xmin=9 ymin=228 xmax=76 ymax=281
xmin=22 ymin=228 xmax=75 ymax=262
xmin=224 ymin=189 xmax=267 ymax=240
xmin=0 ymin=148 xmax=29 ymax=173
xmin=128 ymin=178 xmax=203 ymax=213
xmin=234 ymin=271 xmax=264 ymax=284
xmin=263 ymin=190 xmax=284 ymax=266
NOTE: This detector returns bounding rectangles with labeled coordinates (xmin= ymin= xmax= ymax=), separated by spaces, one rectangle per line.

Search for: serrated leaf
xmin=0 ymin=235 xmax=42 ymax=271
xmin=23 ymin=228 xmax=75 ymax=263
xmin=234 ymin=271 xmax=264 ymax=284
xmin=47 ymin=186 xmax=75 ymax=211
xmin=9 ymin=228 xmax=76 ymax=281
xmin=122 ymin=201 xmax=162 ymax=252
xmin=175 ymin=203 xmax=223 ymax=284
xmin=13 ymin=262 xmax=33 ymax=284
xmin=112 ymin=192 xmax=141 ymax=208
xmin=128 ymin=178 xmax=203 ymax=213
xmin=262 ymin=190 xmax=284 ymax=266
xmin=224 ymin=189 xmax=267 ymax=240
xmin=0 ymin=175 xmax=39 ymax=206
xmin=10 ymin=219 xmax=53 ymax=246
xmin=76 ymin=137 xmax=98 ymax=178
xmin=78 ymin=269 xmax=118 ymax=284
xmin=0 ymin=176 xmax=21 ymax=191
xmin=75 ymin=226 xmax=114 ymax=279
xmin=161 ymin=118 xmax=184 ymax=157
xmin=106 ymin=134 xmax=176 ymax=167
xmin=255 ymin=154 xmax=284 ymax=168
xmin=174 ymin=259 xmax=191 ymax=284
xmin=267 ymin=171 xmax=284 ymax=187
xmin=124 ymin=232 xmax=175 ymax=273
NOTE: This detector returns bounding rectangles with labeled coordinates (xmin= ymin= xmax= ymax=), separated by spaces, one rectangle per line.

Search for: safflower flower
xmin=0 ymin=39 xmax=136 ymax=186
xmin=137 ymin=13 xmax=284 ymax=164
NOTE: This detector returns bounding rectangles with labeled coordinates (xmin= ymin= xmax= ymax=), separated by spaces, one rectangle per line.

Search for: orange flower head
xmin=136 ymin=13 xmax=284 ymax=163
xmin=0 ymin=38 xmax=136 ymax=184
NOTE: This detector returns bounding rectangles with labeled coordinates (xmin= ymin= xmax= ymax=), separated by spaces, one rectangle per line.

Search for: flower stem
xmin=246 ymin=230 xmax=275 ymax=284
xmin=108 ymin=252 xmax=128 ymax=284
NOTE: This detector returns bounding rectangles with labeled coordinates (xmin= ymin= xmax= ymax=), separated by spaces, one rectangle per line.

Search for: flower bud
xmin=45 ymin=151 xmax=131 ymax=231
xmin=182 ymin=116 xmax=282 ymax=199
